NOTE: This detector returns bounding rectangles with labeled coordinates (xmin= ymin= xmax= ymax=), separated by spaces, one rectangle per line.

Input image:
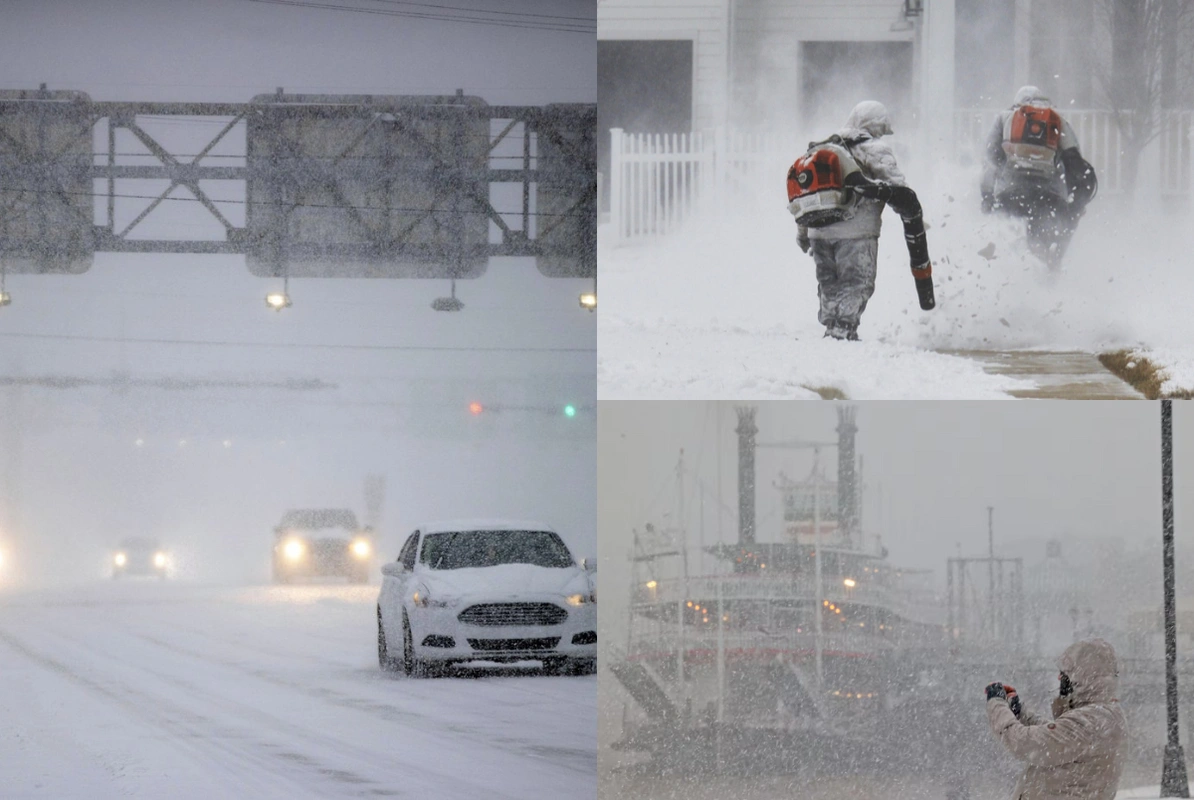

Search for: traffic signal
xmin=563 ymin=404 xmax=577 ymax=418
xmin=468 ymin=401 xmax=484 ymax=416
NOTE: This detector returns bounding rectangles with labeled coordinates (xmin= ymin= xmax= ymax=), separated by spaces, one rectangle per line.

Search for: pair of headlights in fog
xmin=113 ymin=552 xmax=166 ymax=568
xmin=281 ymin=538 xmax=371 ymax=561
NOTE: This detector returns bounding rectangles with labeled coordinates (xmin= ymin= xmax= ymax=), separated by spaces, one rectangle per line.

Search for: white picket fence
xmin=607 ymin=111 xmax=1194 ymax=244
xmin=606 ymin=128 xmax=792 ymax=242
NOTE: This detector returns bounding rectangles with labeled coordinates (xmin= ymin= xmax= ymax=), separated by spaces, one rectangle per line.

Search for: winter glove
xmin=797 ymin=227 xmax=811 ymax=254
xmin=984 ymin=682 xmax=1007 ymax=701
xmin=1004 ymin=685 xmax=1021 ymax=719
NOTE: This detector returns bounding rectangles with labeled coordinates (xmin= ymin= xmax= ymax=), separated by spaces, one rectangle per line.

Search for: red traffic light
xmin=468 ymin=402 xmax=484 ymax=415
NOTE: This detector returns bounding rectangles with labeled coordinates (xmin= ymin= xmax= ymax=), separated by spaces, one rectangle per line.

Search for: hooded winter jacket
xmin=807 ymin=101 xmax=906 ymax=241
xmin=987 ymin=639 xmax=1127 ymax=800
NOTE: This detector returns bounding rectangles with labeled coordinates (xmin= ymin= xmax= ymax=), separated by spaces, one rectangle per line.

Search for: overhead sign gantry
xmin=0 ymin=86 xmax=596 ymax=280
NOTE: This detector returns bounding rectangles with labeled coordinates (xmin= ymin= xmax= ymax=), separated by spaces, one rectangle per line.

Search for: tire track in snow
xmin=20 ymin=616 xmax=484 ymax=798
xmin=120 ymin=623 xmax=596 ymax=776
xmin=0 ymin=623 xmax=326 ymax=799
xmin=105 ymin=594 xmax=595 ymax=773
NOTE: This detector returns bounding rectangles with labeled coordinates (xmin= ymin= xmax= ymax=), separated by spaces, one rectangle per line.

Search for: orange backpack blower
xmin=1003 ymin=105 xmax=1062 ymax=176
xmin=785 ymin=139 xmax=864 ymax=227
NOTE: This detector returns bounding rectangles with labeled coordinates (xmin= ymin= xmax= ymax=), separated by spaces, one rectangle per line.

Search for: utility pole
xmin=1161 ymin=399 xmax=1189 ymax=797
xmin=988 ymin=506 xmax=995 ymax=640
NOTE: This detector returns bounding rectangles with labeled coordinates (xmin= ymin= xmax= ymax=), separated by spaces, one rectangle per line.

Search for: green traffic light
xmin=564 ymin=404 xmax=577 ymax=418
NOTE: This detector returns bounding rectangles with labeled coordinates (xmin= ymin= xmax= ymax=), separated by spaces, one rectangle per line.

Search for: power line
xmin=243 ymin=0 xmax=595 ymax=33
xmin=93 ymin=152 xmax=534 ymax=160
xmin=0 ymin=330 xmax=595 ymax=354
xmin=0 ymin=186 xmax=590 ymax=219
xmin=365 ymin=0 xmax=594 ymax=23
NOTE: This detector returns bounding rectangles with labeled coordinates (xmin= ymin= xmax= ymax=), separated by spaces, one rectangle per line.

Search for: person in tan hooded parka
xmin=985 ymin=638 xmax=1127 ymax=800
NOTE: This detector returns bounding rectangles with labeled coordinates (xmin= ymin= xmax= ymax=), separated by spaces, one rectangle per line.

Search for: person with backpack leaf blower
xmin=787 ymin=100 xmax=935 ymax=342
xmin=981 ymin=85 xmax=1097 ymax=268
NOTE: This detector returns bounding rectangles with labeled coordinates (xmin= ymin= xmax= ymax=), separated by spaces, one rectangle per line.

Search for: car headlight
xmin=412 ymin=586 xmax=455 ymax=608
xmin=283 ymin=539 xmax=305 ymax=561
xmin=154 ymin=552 xmax=167 ymax=568
xmin=114 ymin=552 xmax=127 ymax=567
xmin=351 ymin=539 xmax=371 ymax=559
xmin=565 ymin=592 xmax=596 ymax=607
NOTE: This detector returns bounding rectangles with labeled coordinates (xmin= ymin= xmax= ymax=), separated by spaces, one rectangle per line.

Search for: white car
xmin=377 ymin=521 xmax=596 ymax=677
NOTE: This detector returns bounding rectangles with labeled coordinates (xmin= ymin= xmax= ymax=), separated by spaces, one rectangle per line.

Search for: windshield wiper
xmin=432 ymin=531 xmax=465 ymax=570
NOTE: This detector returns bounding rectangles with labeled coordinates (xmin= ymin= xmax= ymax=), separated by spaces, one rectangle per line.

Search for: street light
xmin=0 ymin=291 xmax=10 ymax=307
xmin=1160 ymin=399 xmax=1189 ymax=797
xmin=433 ymin=279 xmax=464 ymax=312
xmin=266 ymin=273 xmax=292 ymax=311
xmin=579 ymin=291 xmax=596 ymax=311
xmin=265 ymin=290 xmax=291 ymax=310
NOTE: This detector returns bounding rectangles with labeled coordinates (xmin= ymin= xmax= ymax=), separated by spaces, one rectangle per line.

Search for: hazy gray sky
xmin=599 ymin=401 xmax=1194 ymax=634
xmin=0 ymin=0 xmax=596 ymax=584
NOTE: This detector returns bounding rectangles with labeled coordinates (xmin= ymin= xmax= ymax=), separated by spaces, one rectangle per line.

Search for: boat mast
xmin=676 ymin=450 xmax=688 ymax=688
xmin=814 ymin=447 xmax=824 ymax=689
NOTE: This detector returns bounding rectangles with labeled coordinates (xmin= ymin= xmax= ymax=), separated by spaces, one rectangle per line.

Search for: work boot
xmin=844 ymin=325 xmax=860 ymax=342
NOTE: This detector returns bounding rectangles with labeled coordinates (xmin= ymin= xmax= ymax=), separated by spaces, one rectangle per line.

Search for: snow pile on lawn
xmin=600 ymin=147 xmax=1194 ymax=398
xmin=1116 ymin=787 xmax=1162 ymax=799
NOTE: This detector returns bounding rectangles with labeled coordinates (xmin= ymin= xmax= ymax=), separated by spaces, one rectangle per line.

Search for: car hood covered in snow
xmin=419 ymin=563 xmax=589 ymax=600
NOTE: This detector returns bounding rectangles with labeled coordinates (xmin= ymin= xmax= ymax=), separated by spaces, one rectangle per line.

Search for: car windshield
xmin=420 ymin=530 xmax=574 ymax=570
xmin=119 ymin=539 xmax=159 ymax=552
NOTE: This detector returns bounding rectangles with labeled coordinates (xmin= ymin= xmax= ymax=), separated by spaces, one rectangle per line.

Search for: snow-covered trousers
xmin=810 ymin=238 xmax=879 ymax=330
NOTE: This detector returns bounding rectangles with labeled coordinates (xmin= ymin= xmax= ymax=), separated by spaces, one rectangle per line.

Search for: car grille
xmin=467 ymin=637 xmax=560 ymax=652
xmin=458 ymin=603 xmax=568 ymax=627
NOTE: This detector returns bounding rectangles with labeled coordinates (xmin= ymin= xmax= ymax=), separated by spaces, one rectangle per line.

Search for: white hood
xmin=420 ymin=563 xmax=588 ymax=600
xmin=839 ymin=100 xmax=894 ymax=139
xmin=1013 ymin=85 xmax=1051 ymax=107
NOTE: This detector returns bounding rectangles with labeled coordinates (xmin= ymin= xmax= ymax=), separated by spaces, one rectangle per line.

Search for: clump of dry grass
xmin=1098 ymin=350 xmax=1194 ymax=399
xmin=803 ymin=386 xmax=847 ymax=400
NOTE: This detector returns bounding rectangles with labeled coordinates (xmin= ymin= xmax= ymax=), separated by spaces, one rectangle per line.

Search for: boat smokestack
xmin=836 ymin=406 xmax=858 ymax=546
xmin=735 ymin=406 xmax=758 ymax=546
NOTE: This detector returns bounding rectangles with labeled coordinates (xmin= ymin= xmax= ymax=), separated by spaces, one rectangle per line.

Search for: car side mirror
xmin=380 ymin=562 xmax=404 ymax=578
xmin=580 ymin=557 xmax=596 ymax=572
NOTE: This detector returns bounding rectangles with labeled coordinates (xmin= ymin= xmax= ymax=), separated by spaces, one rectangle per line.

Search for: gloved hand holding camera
xmin=984 ymin=682 xmax=1021 ymax=718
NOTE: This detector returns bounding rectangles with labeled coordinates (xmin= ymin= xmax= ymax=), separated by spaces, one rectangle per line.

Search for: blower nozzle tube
xmin=852 ymin=181 xmax=936 ymax=310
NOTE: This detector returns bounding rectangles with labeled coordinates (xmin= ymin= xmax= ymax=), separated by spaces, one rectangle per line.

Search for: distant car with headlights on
xmin=272 ymin=508 xmax=373 ymax=584
xmin=376 ymin=520 xmax=597 ymax=677
xmin=113 ymin=538 xmax=169 ymax=579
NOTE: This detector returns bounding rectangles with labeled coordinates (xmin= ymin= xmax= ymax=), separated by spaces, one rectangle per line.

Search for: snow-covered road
xmin=0 ymin=582 xmax=596 ymax=799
